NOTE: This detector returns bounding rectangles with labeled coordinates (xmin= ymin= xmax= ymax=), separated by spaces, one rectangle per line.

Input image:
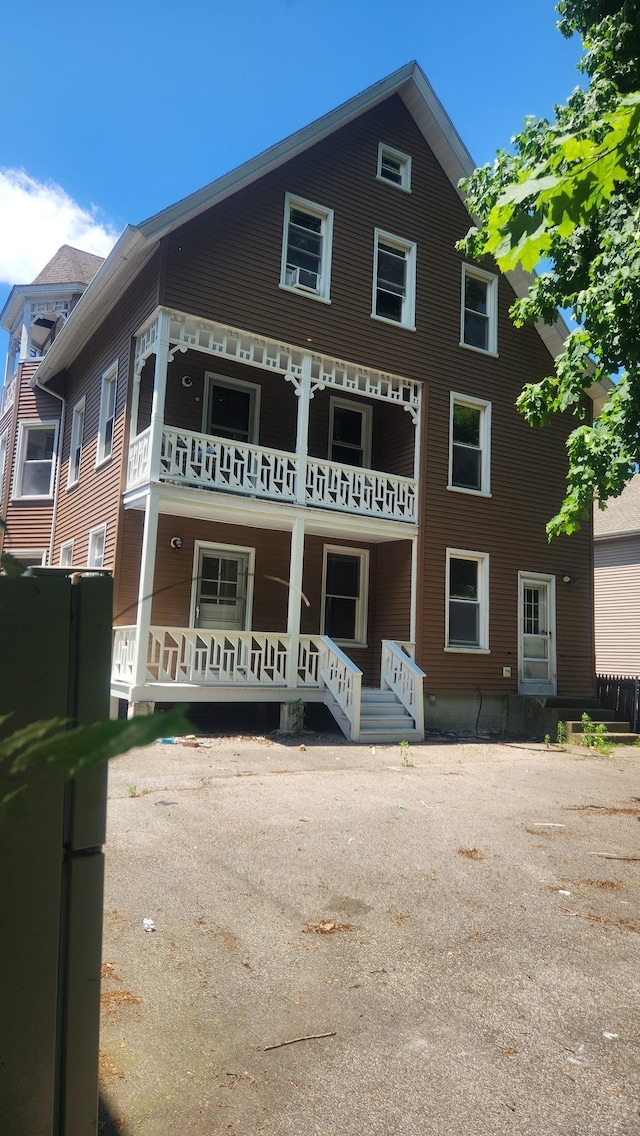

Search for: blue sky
xmin=0 ymin=0 xmax=583 ymax=332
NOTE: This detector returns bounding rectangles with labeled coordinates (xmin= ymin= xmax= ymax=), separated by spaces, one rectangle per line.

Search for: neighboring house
xmin=0 ymin=245 xmax=104 ymax=569
xmin=594 ymin=474 xmax=640 ymax=676
xmin=0 ymin=63 xmax=608 ymax=740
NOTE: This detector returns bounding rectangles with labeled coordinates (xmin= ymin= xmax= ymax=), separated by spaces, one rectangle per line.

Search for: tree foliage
xmin=458 ymin=0 xmax=640 ymax=536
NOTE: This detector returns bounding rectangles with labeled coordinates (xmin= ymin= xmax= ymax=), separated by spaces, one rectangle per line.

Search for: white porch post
xmin=148 ymin=310 xmax=171 ymax=482
xmin=294 ymin=354 xmax=313 ymax=505
xmin=286 ymin=516 xmax=305 ymax=689
xmin=132 ymin=489 xmax=160 ymax=692
xmin=412 ymin=390 xmax=422 ymax=484
xmin=410 ymin=535 xmax=419 ymax=644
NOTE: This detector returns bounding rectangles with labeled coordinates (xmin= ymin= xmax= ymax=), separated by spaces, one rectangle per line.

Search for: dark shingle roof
xmin=594 ymin=473 xmax=640 ymax=536
xmin=31 ymin=245 xmax=104 ymax=287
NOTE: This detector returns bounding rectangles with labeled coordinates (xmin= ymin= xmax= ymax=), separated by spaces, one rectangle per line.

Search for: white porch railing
xmin=380 ymin=640 xmax=425 ymax=736
xmin=305 ymin=457 xmax=416 ymax=522
xmin=127 ymin=427 xmax=152 ymax=487
xmin=145 ymin=628 xmax=293 ymax=685
xmin=126 ymin=426 xmax=417 ymax=522
xmin=318 ymin=636 xmax=362 ymax=741
xmin=112 ymin=626 xmax=137 ymax=683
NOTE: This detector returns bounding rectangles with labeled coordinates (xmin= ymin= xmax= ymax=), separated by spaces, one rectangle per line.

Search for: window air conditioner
xmin=287 ymin=266 xmax=318 ymax=293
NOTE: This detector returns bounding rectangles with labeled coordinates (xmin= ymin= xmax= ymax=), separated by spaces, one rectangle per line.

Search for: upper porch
xmin=125 ymin=309 xmax=423 ymax=527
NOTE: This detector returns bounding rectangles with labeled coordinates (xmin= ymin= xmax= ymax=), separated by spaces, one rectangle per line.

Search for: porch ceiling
xmin=123 ymin=484 xmax=416 ymax=543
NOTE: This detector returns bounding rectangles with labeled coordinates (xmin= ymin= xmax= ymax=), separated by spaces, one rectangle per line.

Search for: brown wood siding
xmin=161 ymin=95 xmax=470 ymax=382
xmin=594 ymin=536 xmax=640 ymax=675
xmin=52 ymin=252 xmax=161 ymax=567
xmin=369 ymin=540 xmax=412 ymax=680
xmin=1 ymin=362 xmax=61 ymax=557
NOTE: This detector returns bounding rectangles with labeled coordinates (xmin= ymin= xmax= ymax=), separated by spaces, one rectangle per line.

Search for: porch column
xmin=410 ymin=535 xmax=419 ymax=644
xmin=286 ymin=516 xmax=305 ymax=689
xmin=294 ymin=354 xmax=313 ymax=505
xmin=132 ymin=489 xmax=160 ymax=691
xmin=147 ymin=310 xmax=171 ymax=482
xmin=412 ymin=390 xmax=423 ymax=484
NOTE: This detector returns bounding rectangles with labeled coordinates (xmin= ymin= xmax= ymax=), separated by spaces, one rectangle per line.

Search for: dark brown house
xmin=0 ymin=63 xmax=607 ymax=739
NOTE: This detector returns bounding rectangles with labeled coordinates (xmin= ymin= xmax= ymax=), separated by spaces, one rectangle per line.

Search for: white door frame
xmin=517 ymin=571 xmax=557 ymax=696
xmin=190 ymin=540 xmax=255 ymax=631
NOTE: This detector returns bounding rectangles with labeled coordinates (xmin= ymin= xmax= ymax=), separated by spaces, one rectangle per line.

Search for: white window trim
xmin=460 ymin=264 xmax=498 ymax=356
xmin=0 ymin=429 xmax=8 ymax=506
xmin=96 ymin=361 xmax=118 ymax=468
xmin=321 ymin=545 xmax=369 ymax=647
xmin=67 ymin=397 xmax=86 ymax=488
xmin=59 ymin=539 xmax=75 ymax=566
xmin=445 ymin=548 xmax=490 ymax=653
xmin=87 ymin=523 xmax=107 ymax=569
xmin=190 ymin=541 xmax=256 ymax=630
xmin=13 ymin=420 xmax=58 ymax=500
xmin=371 ymin=228 xmax=417 ymax=331
xmin=7 ymin=549 xmax=47 ymax=566
xmin=376 ymin=143 xmax=412 ymax=192
xmin=448 ymin=392 xmax=492 ymax=498
xmin=279 ymin=192 xmax=334 ymax=304
xmin=328 ymin=397 xmax=372 ymax=468
xmin=202 ymin=373 xmax=261 ymax=444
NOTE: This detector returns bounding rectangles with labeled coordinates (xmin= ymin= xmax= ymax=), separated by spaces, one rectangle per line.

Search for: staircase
xmin=358 ymin=689 xmax=424 ymax=744
xmin=544 ymin=698 xmax=639 ymax=746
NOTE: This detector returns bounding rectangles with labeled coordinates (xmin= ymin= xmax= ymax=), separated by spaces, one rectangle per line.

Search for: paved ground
xmin=99 ymin=731 xmax=640 ymax=1136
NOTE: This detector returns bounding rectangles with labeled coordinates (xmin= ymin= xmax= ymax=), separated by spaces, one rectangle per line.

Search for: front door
xmin=518 ymin=573 xmax=556 ymax=695
xmin=194 ymin=548 xmax=250 ymax=631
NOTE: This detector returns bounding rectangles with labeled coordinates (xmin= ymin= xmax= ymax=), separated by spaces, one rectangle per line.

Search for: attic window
xmin=377 ymin=144 xmax=412 ymax=192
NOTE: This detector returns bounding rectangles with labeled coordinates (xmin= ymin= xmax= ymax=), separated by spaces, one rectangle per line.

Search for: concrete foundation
xmin=127 ymin=700 xmax=156 ymax=719
xmin=423 ymin=693 xmax=507 ymax=735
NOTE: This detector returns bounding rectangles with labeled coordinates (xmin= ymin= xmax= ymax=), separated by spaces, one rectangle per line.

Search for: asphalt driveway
xmin=99 ymin=732 xmax=640 ymax=1136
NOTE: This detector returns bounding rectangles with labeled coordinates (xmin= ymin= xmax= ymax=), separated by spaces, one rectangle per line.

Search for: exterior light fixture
xmin=170 ymin=536 xmax=183 ymax=550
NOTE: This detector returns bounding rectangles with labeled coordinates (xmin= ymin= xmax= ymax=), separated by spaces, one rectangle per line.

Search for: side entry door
xmin=518 ymin=573 xmax=556 ymax=696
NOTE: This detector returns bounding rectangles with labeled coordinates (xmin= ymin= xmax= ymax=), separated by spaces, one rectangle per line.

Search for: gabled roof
xmin=32 ymin=61 xmax=599 ymax=399
xmin=31 ymin=245 xmax=104 ymax=286
xmin=594 ymin=474 xmax=640 ymax=538
xmin=0 ymin=244 xmax=104 ymax=333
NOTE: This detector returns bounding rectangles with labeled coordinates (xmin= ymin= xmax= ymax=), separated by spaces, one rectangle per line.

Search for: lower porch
xmin=112 ymin=506 xmax=424 ymax=742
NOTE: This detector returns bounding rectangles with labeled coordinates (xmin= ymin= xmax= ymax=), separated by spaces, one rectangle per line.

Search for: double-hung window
xmin=59 ymin=540 xmax=74 ymax=567
xmin=68 ymin=398 xmax=85 ymax=487
xmin=204 ymin=374 xmax=260 ymax=444
xmin=448 ymin=393 xmax=491 ymax=496
xmin=377 ymin=144 xmax=412 ymax=191
xmin=322 ymin=547 xmax=369 ymax=645
xmin=281 ymin=193 xmax=333 ymax=301
xmin=14 ymin=422 xmax=57 ymax=498
xmin=329 ymin=398 xmax=372 ymax=468
xmin=88 ymin=524 xmax=106 ymax=569
xmin=372 ymin=229 xmax=416 ymax=329
xmin=461 ymin=265 xmax=497 ymax=354
xmin=446 ymin=549 xmax=489 ymax=651
xmin=97 ymin=363 xmax=117 ymax=465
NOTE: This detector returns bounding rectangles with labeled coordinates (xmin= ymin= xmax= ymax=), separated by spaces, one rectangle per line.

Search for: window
xmin=446 ymin=549 xmax=489 ymax=651
xmin=14 ymin=422 xmax=57 ymax=498
xmin=448 ymin=393 xmax=491 ymax=496
xmin=97 ymin=363 xmax=118 ymax=465
xmin=329 ymin=398 xmax=372 ymax=468
xmin=461 ymin=265 xmax=497 ymax=354
xmin=88 ymin=524 xmax=106 ymax=568
xmin=377 ymin=143 xmax=411 ymax=191
xmin=67 ymin=398 xmax=85 ymax=487
xmin=59 ymin=540 xmax=74 ymax=567
xmin=372 ymin=229 xmax=416 ymax=328
xmin=322 ymin=547 xmax=369 ymax=645
xmin=5 ymin=549 xmax=46 ymax=571
xmin=204 ymin=374 xmax=260 ymax=444
xmin=280 ymin=193 xmax=334 ymax=302
xmin=0 ymin=430 xmax=7 ymax=506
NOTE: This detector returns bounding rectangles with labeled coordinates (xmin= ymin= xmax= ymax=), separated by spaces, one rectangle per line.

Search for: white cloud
xmin=0 ymin=168 xmax=119 ymax=286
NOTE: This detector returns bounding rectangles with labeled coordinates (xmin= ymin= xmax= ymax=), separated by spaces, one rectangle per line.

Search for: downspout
xmin=34 ymin=368 xmax=65 ymax=567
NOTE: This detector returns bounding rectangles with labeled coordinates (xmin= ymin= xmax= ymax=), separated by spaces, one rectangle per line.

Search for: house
xmin=0 ymin=62 xmax=608 ymax=741
xmin=594 ymin=473 xmax=640 ymax=676
xmin=0 ymin=245 xmax=104 ymax=569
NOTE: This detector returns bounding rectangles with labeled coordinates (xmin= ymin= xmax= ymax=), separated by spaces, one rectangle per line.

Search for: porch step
xmin=324 ymin=686 xmax=423 ymax=744
xmin=565 ymin=719 xmax=629 ymax=736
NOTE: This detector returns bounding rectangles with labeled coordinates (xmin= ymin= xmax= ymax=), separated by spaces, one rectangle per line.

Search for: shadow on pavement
xmin=98 ymin=1094 xmax=129 ymax=1135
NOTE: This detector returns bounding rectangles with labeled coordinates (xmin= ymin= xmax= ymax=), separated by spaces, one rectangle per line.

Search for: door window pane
xmin=209 ymin=385 xmax=252 ymax=443
xmin=324 ymin=552 xmax=363 ymax=642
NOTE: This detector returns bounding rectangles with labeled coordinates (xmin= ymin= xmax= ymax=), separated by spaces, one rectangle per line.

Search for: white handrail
xmin=319 ymin=636 xmax=362 ymax=741
xmin=380 ymin=640 xmax=425 ymax=735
